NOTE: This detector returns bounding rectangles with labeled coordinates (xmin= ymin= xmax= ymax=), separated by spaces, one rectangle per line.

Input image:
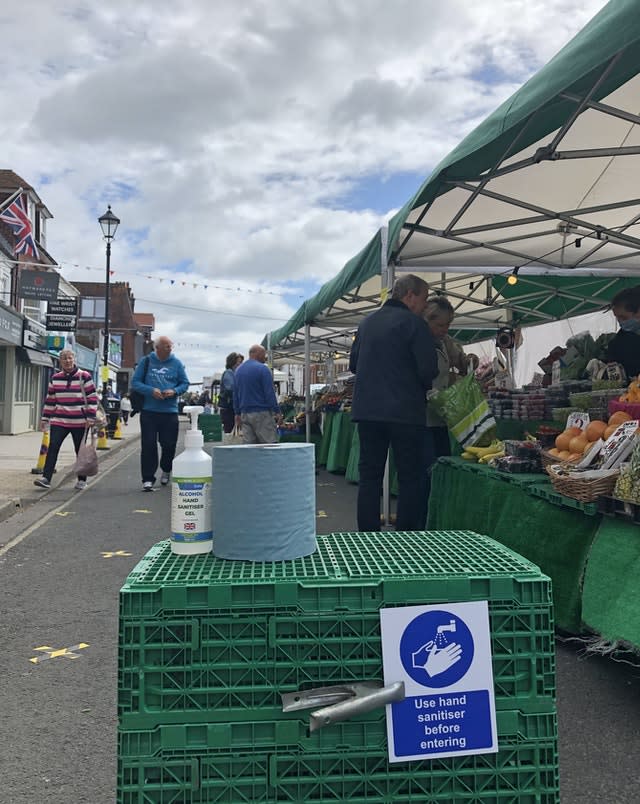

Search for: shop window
xmin=81 ymin=298 xmax=106 ymax=319
xmin=0 ymin=348 xmax=6 ymax=398
xmin=15 ymin=361 xmax=37 ymax=403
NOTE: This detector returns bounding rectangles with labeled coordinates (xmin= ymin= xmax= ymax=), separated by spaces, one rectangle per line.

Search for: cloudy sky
xmin=2 ymin=0 xmax=606 ymax=383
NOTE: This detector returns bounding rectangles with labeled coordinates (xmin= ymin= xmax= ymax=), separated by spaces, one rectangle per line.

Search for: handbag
xmin=74 ymin=430 xmax=99 ymax=476
xmin=79 ymin=373 xmax=107 ymax=429
xmin=222 ymin=425 xmax=244 ymax=445
xmin=428 ymin=372 xmax=496 ymax=449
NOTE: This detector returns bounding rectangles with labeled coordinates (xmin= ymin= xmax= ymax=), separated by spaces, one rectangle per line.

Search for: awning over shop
xmin=17 ymin=347 xmax=54 ymax=367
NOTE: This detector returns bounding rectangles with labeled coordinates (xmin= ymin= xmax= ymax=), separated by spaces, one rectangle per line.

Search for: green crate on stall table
xmin=118 ymin=533 xmax=555 ymax=730
xmin=118 ymin=709 xmax=557 ymax=759
xmin=527 ymin=483 xmax=599 ymax=516
xmin=117 ymin=741 xmax=559 ymax=804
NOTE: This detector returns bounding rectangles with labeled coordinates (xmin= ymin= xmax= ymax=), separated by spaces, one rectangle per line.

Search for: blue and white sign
xmin=380 ymin=601 xmax=498 ymax=762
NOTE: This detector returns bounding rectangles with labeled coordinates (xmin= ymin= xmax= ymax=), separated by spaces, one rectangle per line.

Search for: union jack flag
xmin=0 ymin=191 xmax=39 ymax=258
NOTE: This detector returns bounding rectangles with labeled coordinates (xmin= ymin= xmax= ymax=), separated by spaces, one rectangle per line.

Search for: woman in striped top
xmin=34 ymin=349 xmax=98 ymax=491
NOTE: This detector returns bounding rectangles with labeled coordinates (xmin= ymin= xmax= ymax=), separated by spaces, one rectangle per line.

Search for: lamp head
xmin=507 ymin=267 xmax=519 ymax=286
xmin=98 ymin=205 xmax=120 ymax=241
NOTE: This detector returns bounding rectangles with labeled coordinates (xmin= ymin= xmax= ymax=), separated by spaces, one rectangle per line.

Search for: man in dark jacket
xmin=349 ymin=274 xmax=438 ymax=531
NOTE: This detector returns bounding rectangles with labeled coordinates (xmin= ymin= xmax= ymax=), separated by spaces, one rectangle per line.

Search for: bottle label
xmin=171 ymin=476 xmax=213 ymax=543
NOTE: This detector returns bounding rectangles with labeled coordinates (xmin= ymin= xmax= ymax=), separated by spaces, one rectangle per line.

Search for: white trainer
xmin=74 ymin=480 xmax=87 ymax=490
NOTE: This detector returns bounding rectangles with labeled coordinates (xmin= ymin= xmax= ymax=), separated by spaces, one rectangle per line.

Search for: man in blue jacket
xmin=349 ymin=274 xmax=438 ymax=531
xmin=131 ymin=336 xmax=190 ymax=491
xmin=234 ymin=344 xmax=281 ymax=443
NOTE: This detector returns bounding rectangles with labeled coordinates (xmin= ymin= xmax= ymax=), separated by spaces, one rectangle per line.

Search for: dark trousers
xmin=357 ymin=421 xmax=434 ymax=532
xmin=140 ymin=411 xmax=179 ymax=483
xmin=219 ymin=407 xmax=235 ymax=434
xmin=43 ymin=425 xmax=87 ymax=481
xmin=425 ymin=426 xmax=451 ymax=526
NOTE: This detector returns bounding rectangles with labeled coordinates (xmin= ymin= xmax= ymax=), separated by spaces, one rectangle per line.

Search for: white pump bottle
xmin=170 ymin=405 xmax=213 ymax=555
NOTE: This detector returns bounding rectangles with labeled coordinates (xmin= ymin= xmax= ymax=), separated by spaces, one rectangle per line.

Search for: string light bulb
xmin=507 ymin=267 xmax=520 ymax=286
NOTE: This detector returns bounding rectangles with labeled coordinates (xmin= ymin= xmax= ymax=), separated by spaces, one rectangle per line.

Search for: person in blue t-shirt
xmin=233 ymin=344 xmax=282 ymax=443
xmin=131 ymin=336 xmax=190 ymax=491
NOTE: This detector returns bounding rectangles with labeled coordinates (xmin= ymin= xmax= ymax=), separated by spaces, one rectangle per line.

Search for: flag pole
xmin=0 ymin=187 xmax=24 ymax=215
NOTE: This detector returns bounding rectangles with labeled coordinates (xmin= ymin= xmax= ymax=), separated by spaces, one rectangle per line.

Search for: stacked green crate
xmin=197 ymin=413 xmax=222 ymax=442
xmin=117 ymin=531 xmax=559 ymax=803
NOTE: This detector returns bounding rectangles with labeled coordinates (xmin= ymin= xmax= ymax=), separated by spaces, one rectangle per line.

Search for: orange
xmin=608 ymin=411 xmax=632 ymax=427
xmin=555 ymin=431 xmax=573 ymax=451
xmin=569 ymin=434 xmax=589 ymax=454
xmin=585 ymin=420 xmax=607 ymax=442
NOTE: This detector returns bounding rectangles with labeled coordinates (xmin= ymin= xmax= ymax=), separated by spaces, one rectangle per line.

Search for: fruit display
xmin=461 ymin=440 xmax=505 ymax=464
xmin=613 ymin=439 xmax=640 ymax=503
xmin=544 ymin=412 xmax=632 ymax=464
xmin=619 ymin=375 xmax=640 ymax=403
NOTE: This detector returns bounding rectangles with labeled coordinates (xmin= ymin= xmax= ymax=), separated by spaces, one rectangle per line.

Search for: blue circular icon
xmin=399 ymin=610 xmax=474 ymax=688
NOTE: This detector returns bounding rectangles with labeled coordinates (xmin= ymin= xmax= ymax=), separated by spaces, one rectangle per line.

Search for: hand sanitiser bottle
xmin=170 ymin=405 xmax=213 ymax=555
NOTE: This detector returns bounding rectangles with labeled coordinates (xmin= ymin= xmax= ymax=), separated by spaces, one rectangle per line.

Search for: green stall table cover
xmin=317 ymin=412 xmax=336 ymax=466
xmin=326 ymin=412 xmax=354 ymax=474
xmin=582 ymin=517 xmax=640 ymax=647
xmin=427 ymin=457 xmax=599 ymax=633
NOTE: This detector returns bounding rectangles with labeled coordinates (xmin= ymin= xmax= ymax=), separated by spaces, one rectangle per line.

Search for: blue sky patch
xmin=334 ymin=170 xmax=426 ymax=214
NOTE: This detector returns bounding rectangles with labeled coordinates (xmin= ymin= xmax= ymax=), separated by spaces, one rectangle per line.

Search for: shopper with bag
xmin=131 ymin=336 xmax=190 ymax=491
xmin=349 ymin=274 xmax=438 ymax=532
xmin=34 ymin=349 xmax=98 ymax=491
xmin=218 ymin=352 xmax=244 ymax=433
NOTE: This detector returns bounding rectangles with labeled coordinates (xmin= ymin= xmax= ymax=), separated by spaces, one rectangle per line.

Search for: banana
xmin=465 ymin=440 xmax=503 ymax=458
xmin=479 ymin=450 xmax=505 ymax=464
xmin=461 ymin=451 xmax=478 ymax=461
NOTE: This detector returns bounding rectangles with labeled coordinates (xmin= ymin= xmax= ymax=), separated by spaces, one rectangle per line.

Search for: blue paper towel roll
xmin=211 ymin=443 xmax=317 ymax=561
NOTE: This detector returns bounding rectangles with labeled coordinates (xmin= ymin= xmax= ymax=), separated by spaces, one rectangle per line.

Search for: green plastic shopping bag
xmin=428 ymin=373 xmax=496 ymax=449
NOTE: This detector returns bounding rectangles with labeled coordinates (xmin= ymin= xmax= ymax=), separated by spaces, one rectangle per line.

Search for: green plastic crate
xmin=117 ymin=742 xmax=559 ymax=803
xmin=527 ymin=483 xmax=599 ymax=516
xmin=118 ymin=533 xmax=555 ymax=729
xmin=118 ymin=709 xmax=557 ymax=758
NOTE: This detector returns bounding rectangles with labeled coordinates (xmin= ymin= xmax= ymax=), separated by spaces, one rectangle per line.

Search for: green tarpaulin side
xmin=388 ymin=0 xmax=640 ymax=254
xmin=581 ymin=517 xmax=640 ymax=646
xmin=427 ymin=458 xmax=599 ymax=632
xmin=266 ymin=229 xmax=382 ymax=349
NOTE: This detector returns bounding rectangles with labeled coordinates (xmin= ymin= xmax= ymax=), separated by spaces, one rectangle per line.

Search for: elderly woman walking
xmin=34 ymin=349 xmax=98 ymax=491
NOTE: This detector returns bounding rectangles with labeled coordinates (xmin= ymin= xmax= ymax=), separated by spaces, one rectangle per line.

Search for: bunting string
xmin=0 ymin=256 xmax=305 ymax=299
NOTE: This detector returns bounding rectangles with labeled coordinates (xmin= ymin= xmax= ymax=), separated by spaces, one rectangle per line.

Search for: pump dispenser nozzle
xmin=183 ymin=406 xmax=205 ymax=448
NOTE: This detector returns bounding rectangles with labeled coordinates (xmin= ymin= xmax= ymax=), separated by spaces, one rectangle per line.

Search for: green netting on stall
xmin=581 ymin=518 xmax=640 ymax=646
xmin=427 ymin=458 xmax=599 ymax=632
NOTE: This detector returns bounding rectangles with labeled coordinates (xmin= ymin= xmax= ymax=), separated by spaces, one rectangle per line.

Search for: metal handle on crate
xmin=281 ymin=681 xmax=405 ymax=732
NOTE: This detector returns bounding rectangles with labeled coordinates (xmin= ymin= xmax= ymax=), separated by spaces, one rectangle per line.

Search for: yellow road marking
xmin=101 ymin=550 xmax=133 ymax=558
xmin=132 ymin=509 xmax=152 ymax=514
xmin=317 ymin=510 xmax=327 ymax=518
xmin=55 ymin=511 xmax=74 ymax=517
xmin=30 ymin=643 xmax=89 ymax=664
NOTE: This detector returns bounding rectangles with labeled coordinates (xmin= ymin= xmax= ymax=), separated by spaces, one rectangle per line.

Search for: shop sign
xmin=46 ymin=314 xmax=77 ymax=332
xmin=380 ymin=601 xmax=498 ymax=762
xmin=0 ymin=304 xmax=23 ymax=346
xmin=23 ymin=317 xmax=47 ymax=350
xmin=17 ymin=269 xmax=60 ymax=301
xmin=47 ymin=335 xmax=66 ymax=351
xmin=48 ymin=297 xmax=78 ymax=316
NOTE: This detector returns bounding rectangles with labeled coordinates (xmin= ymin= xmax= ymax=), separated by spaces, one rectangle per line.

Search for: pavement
xmin=0 ymin=415 xmax=141 ymax=524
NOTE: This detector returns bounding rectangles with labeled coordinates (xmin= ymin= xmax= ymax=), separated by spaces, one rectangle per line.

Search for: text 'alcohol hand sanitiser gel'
xmin=170 ymin=405 xmax=213 ymax=555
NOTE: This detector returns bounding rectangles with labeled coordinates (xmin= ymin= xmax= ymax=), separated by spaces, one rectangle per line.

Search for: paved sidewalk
xmin=0 ymin=415 xmax=141 ymax=523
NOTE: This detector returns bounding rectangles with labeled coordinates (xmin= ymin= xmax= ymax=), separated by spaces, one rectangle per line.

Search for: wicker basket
xmin=545 ymin=464 xmax=619 ymax=502
xmin=541 ymin=450 xmax=565 ymax=469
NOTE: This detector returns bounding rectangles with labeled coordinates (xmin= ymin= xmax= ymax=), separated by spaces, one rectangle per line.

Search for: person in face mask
xmin=607 ymin=286 xmax=640 ymax=379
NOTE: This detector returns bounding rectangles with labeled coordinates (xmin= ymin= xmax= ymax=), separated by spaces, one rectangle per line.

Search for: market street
xmin=0 ymin=434 xmax=639 ymax=803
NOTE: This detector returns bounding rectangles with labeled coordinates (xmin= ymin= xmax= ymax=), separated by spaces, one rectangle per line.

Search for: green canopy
xmin=267 ymin=0 xmax=640 ymax=357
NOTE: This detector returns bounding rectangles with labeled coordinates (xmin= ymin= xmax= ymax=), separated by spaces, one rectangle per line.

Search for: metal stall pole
xmin=380 ymin=226 xmax=394 ymax=527
xmin=305 ymin=324 xmax=312 ymax=443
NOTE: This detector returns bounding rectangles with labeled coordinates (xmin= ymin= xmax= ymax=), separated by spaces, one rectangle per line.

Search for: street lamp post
xmin=98 ymin=205 xmax=120 ymax=402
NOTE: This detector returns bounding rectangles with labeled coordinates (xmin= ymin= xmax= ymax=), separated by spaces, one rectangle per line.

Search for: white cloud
xmin=1 ymin=0 xmax=607 ymax=380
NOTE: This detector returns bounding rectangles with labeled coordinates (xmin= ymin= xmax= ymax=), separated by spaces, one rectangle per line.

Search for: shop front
xmin=0 ymin=303 xmax=25 ymax=434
